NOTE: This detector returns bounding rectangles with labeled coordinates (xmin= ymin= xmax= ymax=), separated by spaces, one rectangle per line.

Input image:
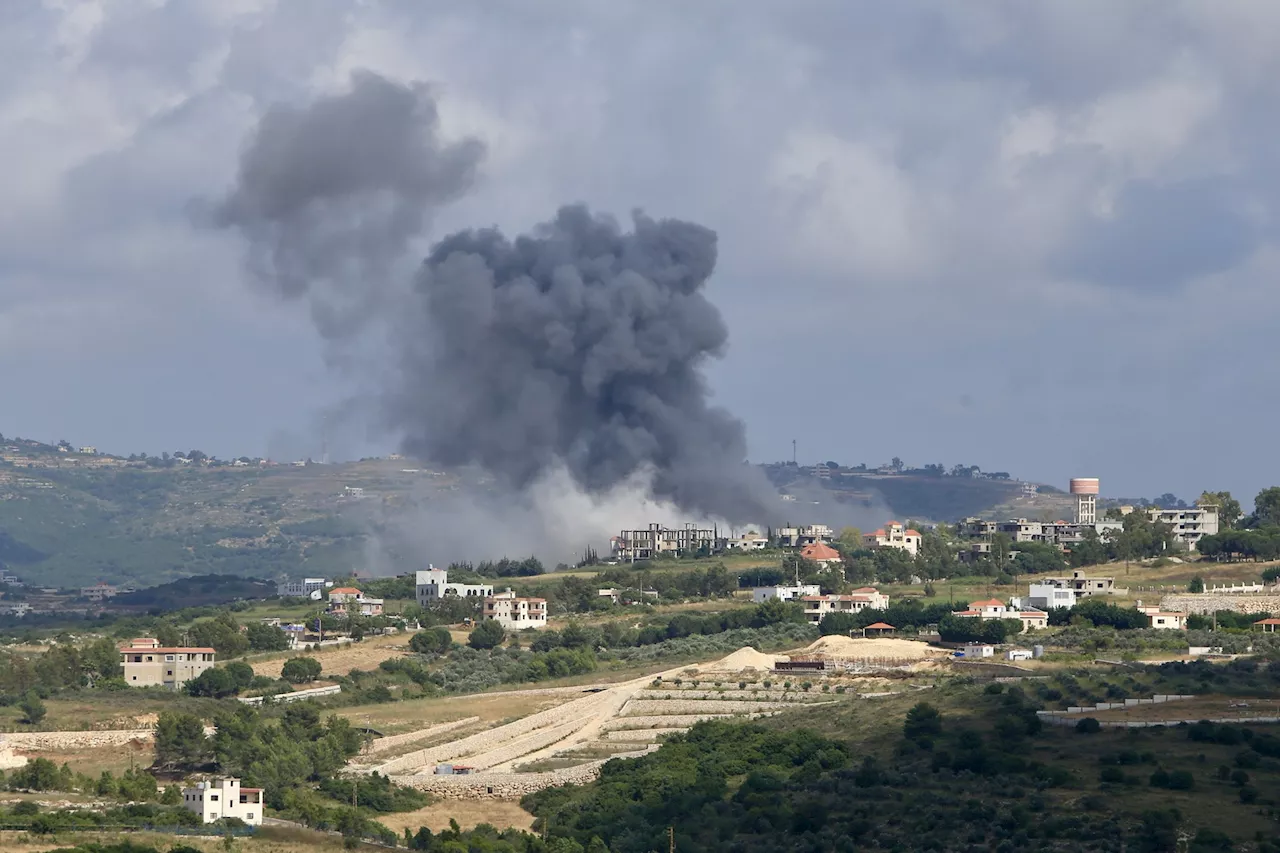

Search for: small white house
xmin=961 ymin=644 xmax=994 ymax=659
xmin=752 ymin=584 xmax=821 ymax=603
xmin=1006 ymin=649 xmax=1033 ymax=661
xmin=182 ymin=777 xmax=263 ymax=826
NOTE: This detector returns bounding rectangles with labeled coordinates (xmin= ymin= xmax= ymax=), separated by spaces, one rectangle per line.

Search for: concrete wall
xmin=1160 ymin=593 xmax=1280 ymax=615
xmin=392 ymin=749 xmax=654 ymax=799
xmin=365 ymin=717 xmax=481 ymax=755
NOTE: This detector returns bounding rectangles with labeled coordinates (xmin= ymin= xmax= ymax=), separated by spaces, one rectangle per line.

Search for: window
xmin=247 ymin=813 xmax=254 ymax=820
xmin=165 ymin=655 xmax=174 ymax=661
xmin=166 ymin=670 xmax=173 ymax=676
xmin=210 ymin=794 xmax=219 ymax=801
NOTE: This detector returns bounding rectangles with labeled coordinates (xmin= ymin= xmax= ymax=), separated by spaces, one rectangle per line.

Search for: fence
xmin=239 ymin=684 xmax=342 ymax=705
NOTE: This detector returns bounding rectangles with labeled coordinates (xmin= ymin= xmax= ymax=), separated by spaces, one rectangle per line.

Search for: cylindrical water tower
xmin=1070 ymin=478 xmax=1100 ymax=524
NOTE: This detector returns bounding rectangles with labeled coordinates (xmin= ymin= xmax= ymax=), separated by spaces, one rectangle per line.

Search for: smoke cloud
xmin=215 ymin=70 xmax=777 ymax=526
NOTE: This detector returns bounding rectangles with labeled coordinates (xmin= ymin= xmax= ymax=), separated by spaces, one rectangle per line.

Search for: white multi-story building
xmin=120 ymin=638 xmax=216 ymax=690
xmin=182 ymin=778 xmax=264 ymax=826
xmin=952 ymin=599 xmax=1047 ymax=632
xmin=862 ymin=521 xmax=922 ymax=556
xmin=775 ymin=525 xmax=834 ymax=548
xmin=611 ymin=523 xmax=721 ymax=560
xmin=1025 ymin=583 xmax=1077 ymax=611
xmin=483 ymin=590 xmax=547 ymax=629
xmin=415 ymin=568 xmax=494 ymax=607
xmin=1040 ymin=571 xmax=1127 ymax=597
xmin=1146 ymin=505 xmax=1219 ymax=551
xmin=752 ymin=584 xmax=821 ymax=603
xmin=327 ymin=587 xmax=383 ymax=617
xmin=801 ymin=589 xmax=890 ymax=624
xmin=277 ymin=577 xmax=332 ymax=599
xmin=725 ymin=532 xmax=768 ymax=550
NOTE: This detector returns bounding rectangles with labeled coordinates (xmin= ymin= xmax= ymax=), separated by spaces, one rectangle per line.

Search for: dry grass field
xmin=250 ymin=634 xmax=411 ymax=679
xmin=341 ymin=689 xmax=576 ymax=735
xmin=7 ymin=825 xmax=363 ymax=852
xmin=375 ymin=800 xmax=536 ymax=834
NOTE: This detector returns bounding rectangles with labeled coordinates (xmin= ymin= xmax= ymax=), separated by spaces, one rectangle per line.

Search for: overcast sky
xmin=1 ymin=0 xmax=1276 ymax=503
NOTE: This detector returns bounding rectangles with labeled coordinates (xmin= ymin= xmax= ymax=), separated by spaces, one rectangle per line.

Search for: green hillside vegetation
xmin=520 ymin=664 xmax=1280 ymax=852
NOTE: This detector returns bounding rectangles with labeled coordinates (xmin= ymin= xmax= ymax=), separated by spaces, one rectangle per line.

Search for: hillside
xmin=0 ymin=439 xmax=1060 ymax=588
xmin=0 ymin=451 xmax=470 ymax=587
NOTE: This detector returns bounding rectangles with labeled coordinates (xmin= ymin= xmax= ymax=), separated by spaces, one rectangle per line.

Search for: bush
xmin=903 ymin=703 xmax=943 ymax=741
xmin=468 ymin=620 xmax=506 ymax=650
xmin=1075 ymin=718 xmax=1102 ymax=734
xmin=409 ymin=627 xmax=453 ymax=655
xmin=281 ymin=656 xmax=323 ymax=684
xmin=19 ymin=691 xmax=46 ymax=726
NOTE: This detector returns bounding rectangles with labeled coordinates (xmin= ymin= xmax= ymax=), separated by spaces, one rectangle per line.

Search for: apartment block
xmin=120 ymin=638 xmax=215 ymax=690
xmin=182 ymin=778 xmax=263 ymax=826
xmin=415 ymin=568 xmax=494 ymax=607
xmin=483 ymin=590 xmax=548 ymax=629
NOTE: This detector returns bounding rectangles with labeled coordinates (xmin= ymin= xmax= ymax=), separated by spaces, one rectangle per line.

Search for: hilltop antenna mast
xmin=792 ymin=439 xmax=797 ymax=465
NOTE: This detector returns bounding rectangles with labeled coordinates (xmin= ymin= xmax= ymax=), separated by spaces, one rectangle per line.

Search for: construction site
xmin=351 ymin=637 xmax=952 ymax=797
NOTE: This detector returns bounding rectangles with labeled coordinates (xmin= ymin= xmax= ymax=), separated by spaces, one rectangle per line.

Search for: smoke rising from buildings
xmin=214 ymin=70 xmax=777 ymax=533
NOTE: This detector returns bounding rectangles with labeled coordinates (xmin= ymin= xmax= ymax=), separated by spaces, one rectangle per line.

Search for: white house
xmin=182 ymin=777 xmax=263 ymax=826
xmin=801 ymin=589 xmax=890 ymax=623
xmin=415 ymin=568 xmax=494 ymax=606
xmin=1025 ymin=583 xmax=1077 ymax=611
xmin=862 ymin=521 xmax=923 ymax=557
xmin=953 ymin=599 xmax=1047 ymax=633
xmin=752 ymin=584 xmax=821 ymax=603
xmin=327 ymin=588 xmax=383 ymax=617
xmin=483 ymin=590 xmax=547 ymax=629
xmin=277 ymin=577 xmax=331 ymax=599
xmin=1136 ymin=604 xmax=1187 ymax=630
xmin=725 ymin=532 xmax=768 ymax=550
xmin=962 ymin=644 xmax=994 ymax=658
xmin=775 ymin=525 xmax=834 ymax=547
xmin=799 ymin=542 xmax=843 ymax=568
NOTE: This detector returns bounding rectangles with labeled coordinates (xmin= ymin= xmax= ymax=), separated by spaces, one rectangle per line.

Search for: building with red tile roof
xmin=799 ymin=541 xmax=843 ymax=566
xmin=862 ymin=521 xmax=923 ymax=556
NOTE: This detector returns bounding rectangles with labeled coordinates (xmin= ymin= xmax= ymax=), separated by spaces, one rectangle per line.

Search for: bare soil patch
xmin=376 ymin=799 xmax=536 ymax=834
xmin=252 ymin=635 xmax=410 ymax=678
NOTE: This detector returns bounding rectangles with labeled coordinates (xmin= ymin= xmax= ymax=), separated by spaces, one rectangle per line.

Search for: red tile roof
xmin=971 ymin=598 xmax=1006 ymax=607
xmin=800 ymin=542 xmax=842 ymax=562
xmin=1255 ymin=618 xmax=1280 ymax=625
xmin=120 ymin=646 xmax=216 ymax=654
xmin=329 ymin=587 xmax=361 ymax=594
xmin=864 ymin=622 xmax=895 ymax=630
xmin=906 ymin=529 xmax=922 ymax=537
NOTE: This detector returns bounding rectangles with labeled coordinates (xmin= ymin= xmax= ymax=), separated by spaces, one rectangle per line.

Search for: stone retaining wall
xmin=621 ymin=699 xmax=796 ymax=716
xmin=366 ymin=717 xmax=481 ymax=755
xmin=1160 ymin=593 xmax=1280 ymax=615
xmin=374 ymin=689 xmax=622 ymax=774
xmin=392 ymin=749 xmax=654 ymax=799
xmin=0 ymin=730 xmax=153 ymax=749
xmin=638 ymin=689 xmax=830 ymax=702
xmin=463 ymin=718 xmax=594 ymax=770
xmin=1040 ymin=714 xmax=1280 ymax=729
xmin=603 ymin=713 xmax=763 ymax=730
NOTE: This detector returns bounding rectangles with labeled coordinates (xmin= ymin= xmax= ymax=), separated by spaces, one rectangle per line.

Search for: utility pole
xmin=792 ymin=439 xmax=797 ymax=465
xmin=668 ymin=826 xmax=675 ymax=853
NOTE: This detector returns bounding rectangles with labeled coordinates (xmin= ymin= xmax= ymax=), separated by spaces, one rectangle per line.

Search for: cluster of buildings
xmin=415 ymin=567 xmax=545 ymax=630
xmin=955 ymin=478 xmax=1221 ymax=559
xmin=609 ymin=523 xmax=838 ymax=561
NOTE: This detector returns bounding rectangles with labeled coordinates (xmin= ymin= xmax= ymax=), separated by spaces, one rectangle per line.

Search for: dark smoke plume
xmin=215 ymin=71 xmax=777 ymax=524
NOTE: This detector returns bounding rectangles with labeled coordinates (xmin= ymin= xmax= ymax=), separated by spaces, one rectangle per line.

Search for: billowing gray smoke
xmin=215 ymin=71 xmax=776 ymax=524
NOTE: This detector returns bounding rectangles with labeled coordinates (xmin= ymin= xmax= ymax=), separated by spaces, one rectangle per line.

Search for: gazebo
xmin=863 ymin=622 xmax=896 ymax=636
xmin=1254 ymin=618 xmax=1280 ymax=633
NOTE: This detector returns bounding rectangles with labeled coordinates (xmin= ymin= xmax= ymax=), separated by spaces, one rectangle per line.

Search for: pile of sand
xmin=804 ymin=636 xmax=946 ymax=660
xmin=697 ymin=647 xmax=782 ymax=673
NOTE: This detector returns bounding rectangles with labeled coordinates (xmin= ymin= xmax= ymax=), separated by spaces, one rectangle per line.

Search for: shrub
xmin=409 ymin=627 xmax=453 ymax=655
xmin=468 ymin=620 xmax=506 ymax=650
xmin=281 ymin=656 xmax=323 ymax=684
xmin=903 ymin=703 xmax=943 ymax=741
xmin=19 ymin=692 xmax=46 ymax=726
xmin=1075 ymin=718 xmax=1102 ymax=734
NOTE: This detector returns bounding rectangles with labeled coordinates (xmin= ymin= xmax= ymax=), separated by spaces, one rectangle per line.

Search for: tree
xmin=1199 ymin=491 xmax=1242 ymax=529
xmin=903 ymin=702 xmax=942 ymax=740
xmin=1250 ymin=487 xmax=1280 ymax=529
xmin=246 ymin=622 xmax=290 ymax=652
xmin=154 ymin=711 xmax=210 ymax=770
xmin=1188 ymin=575 xmax=1205 ymax=593
xmin=19 ymin=691 xmax=45 ymax=726
xmin=281 ymin=656 xmax=323 ymax=684
xmin=818 ymin=612 xmax=860 ymax=636
xmin=468 ymin=619 xmax=506 ymax=650
xmin=408 ymin=627 xmax=452 ymax=655
xmin=186 ymin=667 xmax=239 ymax=698
xmin=836 ymin=527 xmax=864 ymax=550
